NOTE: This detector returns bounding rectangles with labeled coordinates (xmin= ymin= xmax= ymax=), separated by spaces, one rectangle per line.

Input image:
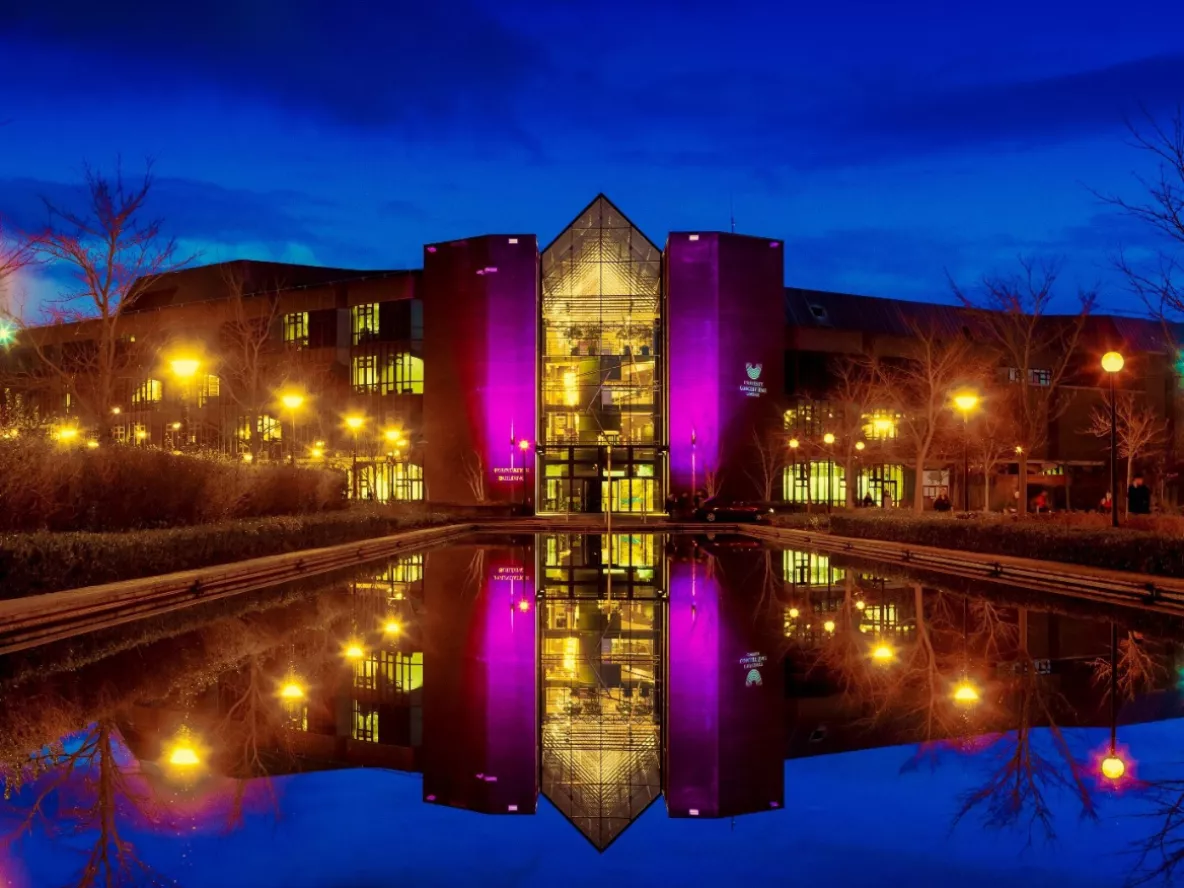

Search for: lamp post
xmin=517 ymin=437 xmax=531 ymax=512
xmin=823 ymin=432 xmax=836 ymax=513
xmin=345 ymin=415 xmax=365 ymax=499
xmin=1101 ymin=351 xmax=1125 ymax=528
xmin=384 ymin=428 xmax=406 ymax=502
xmin=281 ymin=393 xmax=304 ymax=467
xmin=1100 ymin=620 xmax=1127 ymax=782
xmin=169 ymin=357 xmax=200 ymax=450
xmin=953 ymin=391 xmax=980 ymax=512
xmin=788 ymin=437 xmax=800 ymax=507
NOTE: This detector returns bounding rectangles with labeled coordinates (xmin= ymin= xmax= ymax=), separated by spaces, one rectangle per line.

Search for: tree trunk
xmin=1017 ymin=450 xmax=1029 ymax=514
xmin=845 ymin=454 xmax=856 ymax=508
xmin=912 ymin=446 xmax=929 ymax=513
xmin=1126 ymin=456 xmax=1134 ymax=517
xmin=984 ymin=465 xmax=993 ymax=512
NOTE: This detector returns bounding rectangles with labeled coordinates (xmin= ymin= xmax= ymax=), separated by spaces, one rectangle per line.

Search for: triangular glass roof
xmin=541 ymin=195 xmax=661 ymax=323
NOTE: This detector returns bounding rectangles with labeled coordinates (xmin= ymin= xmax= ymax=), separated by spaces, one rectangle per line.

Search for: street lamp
xmin=384 ymin=428 xmax=406 ymax=501
xmin=952 ymin=391 xmax=980 ymax=511
xmin=1100 ymin=621 xmax=1127 ymax=783
xmin=1102 ymin=351 xmax=1125 ymax=528
xmin=517 ymin=437 xmax=531 ymax=511
xmin=345 ymin=415 xmax=365 ymax=499
xmin=55 ymin=426 xmax=79 ymax=444
xmin=280 ymin=392 xmax=304 ymax=467
xmin=823 ymin=432 xmax=835 ymax=512
xmin=169 ymin=356 xmax=200 ymax=451
xmin=951 ymin=679 xmax=980 ymax=706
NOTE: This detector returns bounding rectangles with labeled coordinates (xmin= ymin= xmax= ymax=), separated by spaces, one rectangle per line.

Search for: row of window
xmin=282 ymin=303 xmax=424 ymax=349
xmin=351 ymin=354 xmax=424 ymax=395
xmin=132 ymin=375 xmax=221 ymax=406
xmin=783 ymin=402 xmax=900 ymax=441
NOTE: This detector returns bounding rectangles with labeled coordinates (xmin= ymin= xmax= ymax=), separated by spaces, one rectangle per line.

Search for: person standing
xmin=1128 ymin=475 xmax=1152 ymax=515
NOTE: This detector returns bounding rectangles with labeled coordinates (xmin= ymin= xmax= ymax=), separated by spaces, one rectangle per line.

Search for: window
xmin=197 ymin=374 xmax=220 ymax=407
xmin=352 ymin=702 xmax=379 ymax=743
xmin=862 ymin=410 xmax=899 ymax=441
xmin=1006 ymin=367 xmax=1051 ymax=386
xmin=237 ymin=414 xmax=282 ymax=443
xmin=383 ymin=353 xmax=423 ymax=395
xmin=352 ymin=303 xmax=379 ymax=344
xmin=132 ymin=378 xmax=163 ymax=405
xmin=283 ymin=312 xmax=309 ymax=348
xmin=352 ymin=355 xmax=379 ymax=393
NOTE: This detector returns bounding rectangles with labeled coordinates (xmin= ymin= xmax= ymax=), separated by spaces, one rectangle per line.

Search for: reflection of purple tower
xmin=422 ymin=546 xmax=537 ymax=814
xmin=665 ymin=554 xmax=784 ymax=817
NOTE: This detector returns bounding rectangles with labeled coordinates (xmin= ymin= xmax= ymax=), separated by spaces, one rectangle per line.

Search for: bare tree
xmin=827 ymin=356 xmax=889 ymax=507
xmin=1086 ymin=391 xmax=1169 ymax=506
xmin=463 ymin=451 xmax=488 ymax=502
xmin=746 ymin=426 xmax=785 ymax=502
xmin=953 ymin=259 xmax=1095 ymax=513
xmin=218 ymin=264 xmax=283 ymax=457
xmin=21 ymin=162 xmax=190 ymax=440
xmin=876 ymin=324 xmax=982 ymax=512
xmin=970 ymin=398 xmax=1021 ymax=511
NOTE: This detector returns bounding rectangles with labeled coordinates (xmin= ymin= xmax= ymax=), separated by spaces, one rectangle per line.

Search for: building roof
xmin=125 ymin=259 xmax=412 ymax=313
xmin=786 ymin=286 xmax=1180 ymax=353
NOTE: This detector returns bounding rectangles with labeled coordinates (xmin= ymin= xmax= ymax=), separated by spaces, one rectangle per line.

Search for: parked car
xmin=691 ymin=499 xmax=770 ymax=523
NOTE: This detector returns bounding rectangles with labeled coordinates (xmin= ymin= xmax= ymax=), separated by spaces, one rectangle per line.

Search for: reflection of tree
xmin=949 ymin=609 xmax=1097 ymax=843
xmin=2 ymin=719 xmax=164 ymax=888
xmin=1090 ymin=630 xmax=1169 ymax=703
xmin=1131 ymin=781 xmax=1184 ymax=886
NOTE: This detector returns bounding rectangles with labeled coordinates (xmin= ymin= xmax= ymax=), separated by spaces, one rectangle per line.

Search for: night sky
xmin=2 ymin=0 xmax=1183 ymax=313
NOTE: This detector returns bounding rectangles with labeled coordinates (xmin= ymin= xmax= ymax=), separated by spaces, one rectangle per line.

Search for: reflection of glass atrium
xmin=539 ymin=534 xmax=663 ymax=849
xmin=539 ymin=196 xmax=663 ymax=514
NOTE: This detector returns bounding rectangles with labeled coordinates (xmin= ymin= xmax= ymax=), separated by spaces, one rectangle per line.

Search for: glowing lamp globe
xmin=344 ymin=643 xmax=365 ymax=660
xmin=1101 ymin=754 xmax=1126 ymax=781
xmin=872 ymin=643 xmax=895 ymax=663
xmin=383 ymin=620 xmax=401 ymax=635
xmin=517 ymin=599 xmax=531 ymax=612
xmin=518 ymin=438 xmax=530 ymax=451
xmin=953 ymin=392 xmax=979 ymax=412
xmin=345 ymin=415 xmax=365 ymax=431
xmin=952 ymin=681 xmax=980 ymax=705
xmin=280 ymin=682 xmax=305 ymax=701
xmin=788 ymin=438 xmax=800 ymax=449
xmin=170 ymin=358 xmax=200 ymax=379
xmin=168 ymin=745 xmax=200 ymax=767
xmin=1101 ymin=351 xmax=1125 ymax=374
xmin=823 ymin=433 xmax=835 ymax=445
xmin=823 ymin=620 xmax=836 ymax=633
xmin=281 ymin=393 xmax=304 ymax=410
xmin=855 ymin=441 xmax=865 ymax=451
xmin=788 ymin=607 xmax=800 ymax=619
xmin=855 ymin=599 xmax=866 ymax=610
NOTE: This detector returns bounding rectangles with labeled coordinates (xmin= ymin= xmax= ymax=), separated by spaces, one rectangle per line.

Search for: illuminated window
xmin=382 ymin=353 xmax=423 ymax=395
xmin=352 ymin=303 xmax=379 ymax=345
xmin=196 ymin=374 xmax=220 ymax=407
xmin=782 ymin=461 xmax=845 ymax=506
xmin=862 ymin=410 xmax=898 ymax=441
xmin=352 ymin=355 xmax=379 ymax=393
xmin=132 ymin=378 xmax=163 ymax=405
xmin=352 ymin=702 xmax=379 ymax=742
xmin=782 ymin=550 xmax=844 ymax=586
xmin=237 ymin=414 xmax=282 ymax=443
xmin=283 ymin=312 xmax=309 ymax=348
xmin=784 ymin=399 xmax=833 ymax=437
xmin=396 ymin=652 xmax=423 ymax=692
xmin=1007 ymin=367 xmax=1051 ymax=386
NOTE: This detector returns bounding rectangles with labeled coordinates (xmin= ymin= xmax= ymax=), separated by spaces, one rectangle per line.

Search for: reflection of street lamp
xmin=345 ymin=415 xmax=365 ymax=499
xmin=1101 ymin=621 xmax=1127 ymax=782
xmin=823 ymin=432 xmax=836 ymax=512
xmin=281 ymin=392 xmax=304 ymax=466
xmin=953 ymin=391 xmax=980 ymax=511
xmin=952 ymin=679 xmax=980 ymax=705
xmin=872 ymin=642 xmax=895 ymax=664
xmin=1102 ymin=351 xmax=1125 ymax=528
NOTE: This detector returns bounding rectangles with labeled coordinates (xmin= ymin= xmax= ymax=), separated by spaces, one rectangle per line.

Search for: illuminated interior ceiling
xmin=541 ymin=195 xmax=661 ymax=323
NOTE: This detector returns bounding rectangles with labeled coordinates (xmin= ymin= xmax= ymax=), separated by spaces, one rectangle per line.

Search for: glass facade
xmin=539 ymin=197 xmax=663 ymax=513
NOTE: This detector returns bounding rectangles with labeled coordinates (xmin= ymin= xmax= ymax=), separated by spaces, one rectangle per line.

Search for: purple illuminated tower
xmin=421 ymin=544 xmax=537 ymax=813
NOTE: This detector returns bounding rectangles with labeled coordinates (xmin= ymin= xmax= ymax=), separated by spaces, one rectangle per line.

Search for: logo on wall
xmin=740 ymin=362 xmax=768 ymax=398
xmin=740 ymin=651 xmax=767 ymax=687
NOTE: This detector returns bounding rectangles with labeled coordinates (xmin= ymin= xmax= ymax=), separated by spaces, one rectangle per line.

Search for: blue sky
xmin=1 ymin=0 xmax=1183 ymax=311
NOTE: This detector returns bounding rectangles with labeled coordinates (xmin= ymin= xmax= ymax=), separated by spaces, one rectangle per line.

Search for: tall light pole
xmin=169 ymin=356 xmax=200 ymax=450
xmin=1102 ymin=351 xmax=1125 ymax=528
xmin=384 ymin=428 xmax=406 ymax=501
xmin=517 ymin=437 xmax=531 ymax=512
xmin=345 ymin=414 xmax=365 ymax=499
xmin=788 ymin=437 xmax=800 ymax=507
xmin=281 ymin=392 xmax=304 ymax=467
xmin=823 ymin=432 xmax=835 ymax=513
xmin=953 ymin=391 xmax=980 ymax=512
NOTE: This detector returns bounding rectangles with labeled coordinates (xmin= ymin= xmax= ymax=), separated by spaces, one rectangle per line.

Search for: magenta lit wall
xmin=421 ymin=545 xmax=537 ymax=814
xmin=422 ymin=236 xmax=538 ymax=504
xmin=666 ymin=233 xmax=785 ymax=500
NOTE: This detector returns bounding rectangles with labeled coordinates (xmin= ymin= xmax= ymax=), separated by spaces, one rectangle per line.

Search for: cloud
xmin=0 ymin=1 xmax=549 ymax=137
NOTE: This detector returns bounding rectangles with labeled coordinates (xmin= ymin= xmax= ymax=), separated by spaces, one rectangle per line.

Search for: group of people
xmin=1099 ymin=475 xmax=1152 ymax=515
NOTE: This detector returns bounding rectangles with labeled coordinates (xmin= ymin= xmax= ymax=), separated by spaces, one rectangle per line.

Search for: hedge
xmin=826 ymin=512 xmax=1184 ymax=578
xmin=0 ymin=507 xmax=462 ymax=599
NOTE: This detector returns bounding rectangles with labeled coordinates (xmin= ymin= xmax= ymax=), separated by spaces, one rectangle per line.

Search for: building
xmin=2 ymin=194 xmax=1178 ymax=511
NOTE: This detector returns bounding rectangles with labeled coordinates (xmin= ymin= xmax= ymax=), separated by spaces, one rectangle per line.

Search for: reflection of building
xmin=422 ymin=544 xmax=538 ymax=815
xmin=539 ymin=533 xmax=663 ymax=848
xmin=666 ymin=553 xmax=784 ymax=818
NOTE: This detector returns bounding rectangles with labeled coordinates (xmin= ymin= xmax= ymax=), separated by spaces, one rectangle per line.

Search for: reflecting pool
xmin=3 ymin=533 xmax=1184 ymax=887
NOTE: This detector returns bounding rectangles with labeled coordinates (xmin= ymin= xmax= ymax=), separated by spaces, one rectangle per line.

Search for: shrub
xmin=826 ymin=512 xmax=1184 ymax=578
xmin=0 ymin=506 xmax=461 ymax=598
xmin=0 ymin=439 xmax=347 ymax=532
